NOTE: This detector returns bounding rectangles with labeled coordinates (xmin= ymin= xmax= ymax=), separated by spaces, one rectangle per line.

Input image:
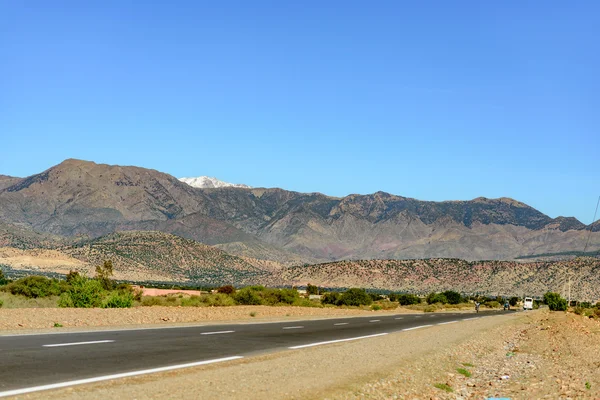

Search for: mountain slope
xmin=1 ymin=159 xmax=598 ymax=262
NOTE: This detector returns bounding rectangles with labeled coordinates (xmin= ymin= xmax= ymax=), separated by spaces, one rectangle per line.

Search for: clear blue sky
xmin=1 ymin=1 xmax=598 ymax=223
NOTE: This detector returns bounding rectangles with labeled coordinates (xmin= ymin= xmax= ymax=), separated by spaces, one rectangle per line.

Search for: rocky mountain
xmin=0 ymin=159 xmax=598 ymax=262
xmin=179 ymin=176 xmax=251 ymax=189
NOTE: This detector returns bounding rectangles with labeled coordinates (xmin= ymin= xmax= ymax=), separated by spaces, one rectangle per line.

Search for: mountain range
xmin=0 ymin=159 xmax=598 ymax=264
xmin=179 ymin=176 xmax=251 ymax=189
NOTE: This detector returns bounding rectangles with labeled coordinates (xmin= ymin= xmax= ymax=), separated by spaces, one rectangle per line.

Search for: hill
xmin=268 ymin=257 xmax=600 ymax=300
xmin=61 ymin=231 xmax=270 ymax=285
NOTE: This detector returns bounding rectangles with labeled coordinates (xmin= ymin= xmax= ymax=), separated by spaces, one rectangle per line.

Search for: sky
xmin=1 ymin=1 xmax=599 ymax=223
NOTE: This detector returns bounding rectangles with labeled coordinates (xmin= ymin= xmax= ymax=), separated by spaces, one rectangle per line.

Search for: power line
xmin=583 ymin=195 xmax=600 ymax=254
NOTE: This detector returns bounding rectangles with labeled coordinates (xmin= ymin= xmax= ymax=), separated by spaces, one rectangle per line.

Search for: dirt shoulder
xmin=0 ymin=305 xmax=435 ymax=334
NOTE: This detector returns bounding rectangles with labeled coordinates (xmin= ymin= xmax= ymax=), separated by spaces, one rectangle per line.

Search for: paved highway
xmin=0 ymin=310 xmax=514 ymax=397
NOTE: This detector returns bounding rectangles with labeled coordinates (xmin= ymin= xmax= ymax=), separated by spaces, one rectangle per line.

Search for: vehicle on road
xmin=523 ymin=297 xmax=534 ymax=310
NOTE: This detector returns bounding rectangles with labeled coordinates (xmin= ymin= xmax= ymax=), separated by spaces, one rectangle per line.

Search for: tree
xmin=442 ymin=290 xmax=462 ymax=305
xmin=321 ymin=292 xmax=341 ymax=305
xmin=339 ymin=288 xmax=372 ymax=306
xmin=0 ymin=268 xmax=7 ymax=286
xmin=426 ymin=292 xmax=448 ymax=304
xmin=217 ymin=285 xmax=236 ymax=295
xmin=509 ymin=296 xmax=519 ymax=307
xmin=397 ymin=293 xmax=421 ymax=305
xmin=306 ymin=283 xmax=319 ymax=296
xmin=543 ymin=292 xmax=567 ymax=311
xmin=66 ymin=270 xmax=80 ymax=284
xmin=95 ymin=260 xmax=114 ymax=290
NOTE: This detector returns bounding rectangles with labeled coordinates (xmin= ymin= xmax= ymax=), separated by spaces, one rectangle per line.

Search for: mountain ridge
xmin=1 ymin=159 xmax=598 ymax=262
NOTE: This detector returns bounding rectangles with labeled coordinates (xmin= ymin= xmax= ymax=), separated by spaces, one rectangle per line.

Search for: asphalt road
xmin=0 ymin=310 xmax=514 ymax=397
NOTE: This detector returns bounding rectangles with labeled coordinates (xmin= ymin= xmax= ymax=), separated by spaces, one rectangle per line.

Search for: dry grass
xmin=0 ymin=292 xmax=59 ymax=308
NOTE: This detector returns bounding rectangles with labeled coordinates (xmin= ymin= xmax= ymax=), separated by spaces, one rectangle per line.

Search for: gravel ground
xmin=0 ymin=305 xmax=417 ymax=334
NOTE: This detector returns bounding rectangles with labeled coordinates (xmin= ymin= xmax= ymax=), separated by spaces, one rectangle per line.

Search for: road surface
xmin=0 ymin=310 xmax=514 ymax=397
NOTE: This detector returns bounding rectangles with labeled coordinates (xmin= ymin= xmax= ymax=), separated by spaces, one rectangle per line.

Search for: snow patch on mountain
xmin=179 ymin=176 xmax=251 ymax=189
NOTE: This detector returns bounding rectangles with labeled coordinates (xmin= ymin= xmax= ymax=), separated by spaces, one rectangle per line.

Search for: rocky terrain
xmin=268 ymin=257 xmax=600 ymax=300
xmin=1 ymin=159 xmax=598 ymax=263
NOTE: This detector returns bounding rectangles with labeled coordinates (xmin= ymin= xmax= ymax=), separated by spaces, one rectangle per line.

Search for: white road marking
xmin=200 ymin=330 xmax=235 ymax=335
xmin=394 ymin=317 xmax=404 ymax=320
xmin=43 ymin=340 xmax=114 ymax=348
xmin=289 ymin=333 xmax=388 ymax=349
xmin=463 ymin=318 xmax=479 ymax=321
xmin=429 ymin=315 xmax=436 ymax=317
xmin=437 ymin=321 xmax=458 ymax=325
xmin=333 ymin=323 xmax=349 ymax=326
xmin=414 ymin=316 xmax=422 ymax=318
xmin=402 ymin=325 xmax=433 ymax=331
xmin=282 ymin=326 xmax=304 ymax=330
xmin=369 ymin=320 xmax=381 ymax=323
xmin=0 ymin=356 xmax=243 ymax=398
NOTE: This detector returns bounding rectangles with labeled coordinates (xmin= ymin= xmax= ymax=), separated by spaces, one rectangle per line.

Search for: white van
xmin=523 ymin=297 xmax=534 ymax=310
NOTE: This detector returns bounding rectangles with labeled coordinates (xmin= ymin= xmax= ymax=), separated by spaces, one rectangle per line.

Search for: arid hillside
xmin=1 ymin=159 xmax=599 ymax=262
xmin=269 ymin=257 xmax=600 ymax=300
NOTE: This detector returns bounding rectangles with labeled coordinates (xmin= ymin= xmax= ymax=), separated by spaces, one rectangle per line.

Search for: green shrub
xmin=368 ymin=293 xmax=385 ymax=302
xmin=141 ymin=296 xmax=168 ymax=306
xmin=442 ymin=291 xmax=462 ymax=305
xmin=371 ymin=304 xmax=382 ymax=311
xmin=0 ymin=299 xmax=3 ymax=308
xmin=321 ymin=292 xmax=341 ymax=305
xmin=95 ymin=260 xmax=115 ymax=290
xmin=434 ymin=383 xmax=453 ymax=392
xmin=426 ymin=292 xmax=448 ymax=304
xmin=102 ymin=291 xmax=134 ymax=308
xmin=306 ymin=283 xmax=319 ymax=295
xmin=276 ymin=288 xmax=299 ymax=304
xmin=544 ymin=292 xmax=568 ymax=311
xmin=0 ymin=268 xmax=8 ymax=286
xmin=200 ymin=293 xmax=236 ymax=307
xmin=233 ymin=287 xmax=263 ymax=305
xmin=4 ymin=276 xmax=68 ymax=298
xmin=509 ymin=296 xmax=519 ymax=306
xmin=339 ymin=288 xmax=372 ymax=306
xmin=59 ymin=276 xmax=105 ymax=308
xmin=397 ymin=294 xmax=421 ymax=306
xmin=457 ymin=368 xmax=472 ymax=377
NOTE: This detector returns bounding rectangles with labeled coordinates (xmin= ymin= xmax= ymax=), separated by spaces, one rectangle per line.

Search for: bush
xmin=233 ymin=287 xmax=263 ymax=305
xmin=0 ymin=268 xmax=8 ymax=286
xmin=306 ymin=283 xmax=319 ymax=296
xmin=0 ymin=299 xmax=3 ymax=308
xmin=339 ymin=288 xmax=372 ymax=306
xmin=426 ymin=292 xmax=448 ymax=305
xmin=141 ymin=296 xmax=168 ymax=306
xmin=59 ymin=276 xmax=105 ymax=308
xmin=544 ymin=292 xmax=567 ymax=311
xmin=276 ymin=288 xmax=299 ymax=304
xmin=368 ymin=293 xmax=385 ymax=302
xmin=216 ymin=285 xmax=236 ymax=295
xmin=442 ymin=290 xmax=462 ymax=305
xmin=397 ymin=294 xmax=421 ymax=306
xmin=199 ymin=293 xmax=236 ymax=307
xmin=371 ymin=304 xmax=382 ymax=311
xmin=4 ymin=276 xmax=68 ymax=298
xmin=95 ymin=260 xmax=114 ymax=290
xmin=509 ymin=296 xmax=519 ymax=306
xmin=102 ymin=291 xmax=134 ymax=308
xmin=321 ymin=292 xmax=341 ymax=306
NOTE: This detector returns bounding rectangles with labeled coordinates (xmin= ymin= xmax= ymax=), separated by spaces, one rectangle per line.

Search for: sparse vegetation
xmin=434 ymin=383 xmax=453 ymax=392
xmin=457 ymin=368 xmax=471 ymax=377
xmin=544 ymin=292 xmax=568 ymax=311
xmin=53 ymin=322 xmax=63 ymax=327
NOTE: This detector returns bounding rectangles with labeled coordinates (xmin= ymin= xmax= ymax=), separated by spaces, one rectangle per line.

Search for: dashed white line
xmin=437 ymin=321 xmax=458 ymax=325
xmin=369 ymin=320 xmax=381 ymax=323
xmin=43 ymin=340 xmax=114 ymax=348
xmin=282 ymin=326 xmax=304 ymax=330
xmin=289 ymin=333 xmax=388 ymax=349
xmin=333 ymin=323 xmax=349 ymax=326
xmin=200 ymin=330 xmax=235 ymax=335
xmin=402 ymin=325 xmax=433 ymax=331
xmin=394 ymin=317 xmax=404 ymax=320
xmin=463 ymin=318 xmax=479 ymax=321
xmin=0 ymin=356 xmax=243 ymax=398
xmin=414 ymin=316 xmax=422 ymax=318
